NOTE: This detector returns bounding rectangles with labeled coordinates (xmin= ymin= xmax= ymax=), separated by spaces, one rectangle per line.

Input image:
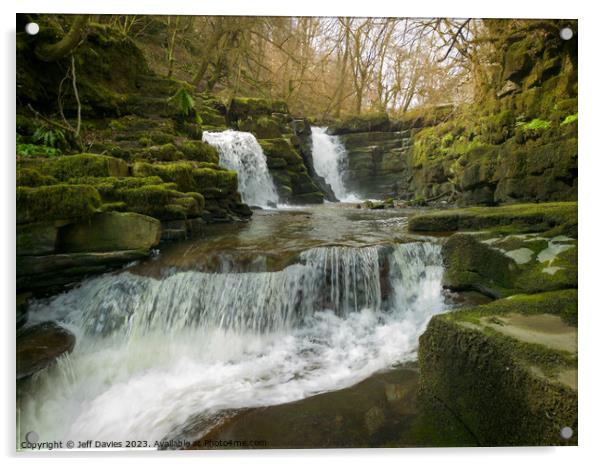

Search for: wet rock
xmin=16 ymin=293 xmax=31 ymax=329
xmin=17 ymin=249 xmax=149 ymax=293
xmin=442 ymin=234 xmax=516 ymax=298
xmin=59 ymin=212 xmax=161 ymax=253
xmin=408 ymin=202 xmax=577 ymax=237
xmin=327 ymin=113 xmax=391 ymax=135
xmin=17 ymin=222 xmax=63 ymax=256
xmin=441 ymin=232 xmax=577 ymax=298
xmin=17 ymin=322 xmax=76 ymax=380
xmin=419 ymin=290 xmax=577 ymax=446
xmin=189 ymin=367 xmax=477 ymax=449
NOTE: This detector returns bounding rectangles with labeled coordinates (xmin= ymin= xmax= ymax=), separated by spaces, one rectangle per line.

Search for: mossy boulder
xmin=328 ymin=113 xmax=391 ymax=135
xmin=228 ymin=97 xmax=289 ymax=122
xmin=18 ymin=154 xmax=129 ymax=180
xmin=16 ymin=168 xmax=58 ymax=187
xmin=502 ymin=40 xmax=534 ymax=82
xmin=442 ymin=234 xmax=517 ymax=297
xmin=419 ymin=290 xmax=577 ymax=446
xmin=58 ymin=212 xmax=161 ymax=253
xmin=132 ymin=161 xmax=235 ymax=195
xmin=441 ymin=232 xmax=577 ymax=298
xmin=177 ymin=141 xmax=219 ymax=163
xmin=136 ymin=143 xmax=184 ymax=162
xmin=17 ymin=185 xmax=101 ymax=224
xmin=237 ymin=115 xmax=284 ymax=139
xmin=408 ymin=202 xmax=577 ymax=237
xmin=17 ymin=222 xmax=62 ymax=256
xmin=60 ymin=175 xmax=203 ymax=221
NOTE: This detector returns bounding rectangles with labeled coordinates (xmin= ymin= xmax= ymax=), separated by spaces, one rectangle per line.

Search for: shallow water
xmin=18 ymin=204 xmax=450 ymax=448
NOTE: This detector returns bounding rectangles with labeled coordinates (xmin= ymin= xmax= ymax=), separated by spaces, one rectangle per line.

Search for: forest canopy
xmin=19 ymin=14 xmax=574 ymax=121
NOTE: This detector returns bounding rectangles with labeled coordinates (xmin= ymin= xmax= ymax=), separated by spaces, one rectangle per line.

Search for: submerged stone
xmin=17 ymin=322 xmax=76 ymax=380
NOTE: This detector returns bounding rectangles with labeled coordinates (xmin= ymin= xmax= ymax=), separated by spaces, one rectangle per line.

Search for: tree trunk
xmin=35 ymin=15 xmax=90 ymax=62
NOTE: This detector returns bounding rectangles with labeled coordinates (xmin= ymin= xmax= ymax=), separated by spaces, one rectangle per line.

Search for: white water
xmin=202 ymin=130 xmax=279 ymax=207
xmin=19 ymin=242 xmax=446 ymax=446
xmin=310 ymin=127 xmax=361 ymax=202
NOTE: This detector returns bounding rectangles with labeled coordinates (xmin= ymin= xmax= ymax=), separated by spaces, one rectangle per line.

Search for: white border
xmin=3 ymin=1 xmax=600 ymax=465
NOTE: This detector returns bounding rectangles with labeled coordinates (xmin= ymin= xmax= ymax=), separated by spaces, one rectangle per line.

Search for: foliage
xmin=17 ymin=143 xmax=62 ymax=158
xmin=32 ymin=126 xmax=68 ymax=148
xmin=515 ymin=118 xmax=551 ymax=130
xmin=169 ymin=88 xmax=202 ymax=124
xmin=561 ymin=113 xmax=578 ymax=126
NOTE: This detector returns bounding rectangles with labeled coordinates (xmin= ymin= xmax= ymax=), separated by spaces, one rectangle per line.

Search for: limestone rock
xmin=418 ymin=290 xmax=577 ymax=446
xmin=59 ymin=212 xmax=161 ymax=253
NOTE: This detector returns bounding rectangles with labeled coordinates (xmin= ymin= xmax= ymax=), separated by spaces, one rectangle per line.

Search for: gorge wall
xmin=331 ymin=20 xmax=578 ymax=205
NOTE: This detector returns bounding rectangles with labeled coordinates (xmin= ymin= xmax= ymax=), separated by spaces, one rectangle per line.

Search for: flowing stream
xmin=202 ymin=130 xmax=279 ymax=207
xmin=310 ymin=127 xmax=360 ymax=202
xmin=18 ymin=205 xmax=447 ymax=447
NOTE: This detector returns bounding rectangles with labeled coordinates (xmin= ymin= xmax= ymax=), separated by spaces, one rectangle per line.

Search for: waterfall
xmin=310 ymin=127 xmax=360 ymax=202
xmin=19 ymin=242 xmax=445 ymax=446
xmin=202 ymin=130 xmax=279 ymax=207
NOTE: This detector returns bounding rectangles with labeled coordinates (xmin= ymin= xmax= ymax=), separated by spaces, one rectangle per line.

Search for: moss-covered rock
xmin=17 ymin=222 xmax=61 ymax=256
xmin=17 ymin=22 xmax=150 ymax=116
xmin=58 ymin=211 xmax=161 ymax=253
xmin=237 ymin=115 xmax=283 ymax=139
xmin=419 ymin=290 xmax=577 ymax=446
xmin=409 ymin=202 xmax=577 ymax=237
xmin=177 ymin=140 xmax=219 ymax=163
xmin=17 ymin=185 xmax=101 ymax=224
xmin=328 ymin=113 xmax=391 ymax=135
xmin=227 ymin=97 xmax=289 ymax=121
xmin=441 ymin=232 xmax=577 ymax=297
xmin=442 ymin=234 xmax=517 ymax=297
xmin=18 ymin=154 xmax=129 ymax=180
xmin=16 ymin=168 xmax=58 ymax=187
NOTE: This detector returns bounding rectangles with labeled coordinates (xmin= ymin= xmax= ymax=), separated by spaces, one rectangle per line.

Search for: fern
xmin=169 ymin=88 xmax=196 ymax=116
xmin=32 ymin=127 xmax=67 ymax=148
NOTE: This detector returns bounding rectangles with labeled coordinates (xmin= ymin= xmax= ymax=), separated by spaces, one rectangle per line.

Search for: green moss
xmin=419 ymin=302 xmax=577 ymax=446
xmin=17 ymin=185 xmax=101 ymax=224
xmin=561 ymin=113 xmax=578 ymax=126
xmin=137 ymin=143 xmax=183 ymax=161
xmin=16 ymin=168 xmax=58 ymax=187
xmin=19 ymin=154 xmax=129 ymax=180
xmin=442 ymin=234 xmax=517 ymax=297
xmin=409 ymin=202 xmax=577 ymax=237
xmin=132 ymin=161 xmax=238 ymax=197
xmin=115 ymin=185 xmax=203 ymax=220
xmin=177 ymin=141 xmax=220 ymax=163
xmin=516 ymin=118 xmax=551 ymax=130
xmin=148 ymin=131 xmax=176 ymax=145
xmin=328 ymin=112 xmax=390 ymax=135
xmin=138 ymin=136 xmax=152 ymax=147
xmin=228 ymin=97 xmax=288 ymax=121
xmin=446 ymin=289 xmax=577 ymax=327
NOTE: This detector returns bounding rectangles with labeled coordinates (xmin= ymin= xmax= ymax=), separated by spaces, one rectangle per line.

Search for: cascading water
xmin=19 ymin=242 xmax=445 ymax=446
xmin=202 ymin=130 xmax=279 ymax=207
xmin=310 ymin=127 xmax=360 ymax=202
